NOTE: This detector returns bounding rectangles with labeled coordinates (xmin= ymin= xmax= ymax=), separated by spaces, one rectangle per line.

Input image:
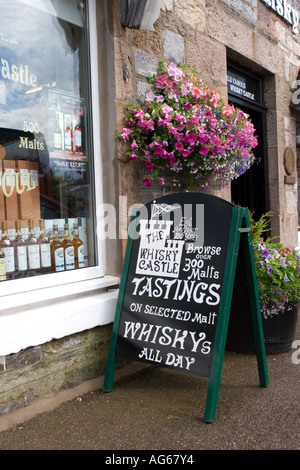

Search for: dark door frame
xmin=227 ymin=63 xmax=269 ymax=220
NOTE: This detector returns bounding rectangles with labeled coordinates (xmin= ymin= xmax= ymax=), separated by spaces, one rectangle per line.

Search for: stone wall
xmin=114 ymin=0 xmax=300 ymax=246
xmin=0 ymin=325 xmax=112 ymax=414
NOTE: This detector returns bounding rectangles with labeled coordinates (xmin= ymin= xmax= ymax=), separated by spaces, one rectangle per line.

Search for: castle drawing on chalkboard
xmin=136 ymin=219 xmax=184 ymax=278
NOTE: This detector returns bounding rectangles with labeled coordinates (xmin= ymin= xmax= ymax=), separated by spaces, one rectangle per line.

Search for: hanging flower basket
xmin=116 ymin=61 xmax=258 ymax=191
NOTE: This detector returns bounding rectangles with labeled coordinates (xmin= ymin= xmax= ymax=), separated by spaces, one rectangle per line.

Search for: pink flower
xmin=168 ymin=127 xmax=176 ymax=135
xmin=129 ymin=153 xmax=139 ymax=160
xmin=250 ymin=136 xmax=258 ymax=148
xmin=162 ymin=103 xmax=173 ymax=115
xmin=158 ymin=119 xmax=169 ymax=127
xmin=199 ymin=146 xmax=209 ymax=155
xmin=209 ymin=136 xmax=221 ymax=146
xmin=146 ymin=120 xmax=155 ymax=130
xmin=199 ymin=135 xmax=208 ymax=144
xmin=142 ymin=177 xmax=152 ymax=187
xmin=121 ymin=128 xmax=133 ymax=140
xmin=145 ymin=161 xmax=154 ymax=172
xmin=168 ymin=62 xmax=184 ymax=79
xmin=205 ymin=108 xmax=212 ymax=118
xmin=241 ymin=148 xmax=249 ymax=158
xmin=221 ymin=102 xmax=234 ymax=117
xmin=209 ymin=90 xmax=219 ymax=107
xmin=169 ymin=152 xmax=176 ymax=164
xmin=154 ymin=146 xmax=164 ymax=156
xmin=146 ymin=92 xmax=155 ymax=101
xmin=175 ymin=142 xmax=184 ymax=150
xmin=130 ymin=141 xmax=138 ymax=149
xmin=182 ymin=149 xmax=190 ymax=157
xmin=134 ymin=109 xmax=144 ymax=118
xmin=184 ymin=132 xmax=197 ymax=144
xmin=190 ymin=86 xmax=202 ymax=99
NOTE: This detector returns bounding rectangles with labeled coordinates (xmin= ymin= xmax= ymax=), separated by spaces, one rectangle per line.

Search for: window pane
xmin=0 ymin=0 xmax=95 ymax=279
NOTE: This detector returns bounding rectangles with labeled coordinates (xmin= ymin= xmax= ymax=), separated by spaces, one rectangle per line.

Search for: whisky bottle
xmin=72 ymin=223 xmax=84 ymax=268
xmin=62 ymin=222 xmax=75 ymax=270
xmin=64 ymin=115 xmax=72 ymax=152
xmin=54 ymin=113 xmax=62 ymax=150
xmin=26 ymin=219 xmax=41 ymax=276
xmin=74 ymin=119 xmax=82 ymax=153
xmin=50 ymin=224 xmax=65 ymax=272
xmin=0 ymin=221 xmax=15 ymax=279
xmin=0 ymin=249 xmax=6 ymax=281
xmin=37 ymin=219 xmax=51 ymax=274
xmin=12 ymin=220 xmax=28 ymax=278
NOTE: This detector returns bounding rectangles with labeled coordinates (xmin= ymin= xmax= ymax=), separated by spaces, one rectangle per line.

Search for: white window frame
xmin=0 ymin=0 xmax=119 ymax=356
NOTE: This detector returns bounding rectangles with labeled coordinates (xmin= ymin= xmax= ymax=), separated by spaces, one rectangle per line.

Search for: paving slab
xmin=0 ymin=321 xmax=299 ymax=451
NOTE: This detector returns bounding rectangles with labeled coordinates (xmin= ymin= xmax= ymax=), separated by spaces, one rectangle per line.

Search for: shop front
xmin=0 ymin=0 xmax=299 ymax=414
xmin=0 ymin=0 xmax=119 ymax=413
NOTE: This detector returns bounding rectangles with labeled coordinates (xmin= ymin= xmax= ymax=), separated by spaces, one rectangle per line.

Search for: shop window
xmin=297 ymin=122 xmax=300 ymax=226
xmin=0 ymin=0 xmax=96 ymax=280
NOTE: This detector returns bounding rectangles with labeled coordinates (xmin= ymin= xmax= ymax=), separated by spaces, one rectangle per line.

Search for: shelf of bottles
xmin=0 ymin=217 xmax=87 ymax=281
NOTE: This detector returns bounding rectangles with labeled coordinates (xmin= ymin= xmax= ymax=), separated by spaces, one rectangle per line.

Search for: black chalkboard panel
xmin=115 ymin=192 xmax=235 ymax=378
xmin=104 ymin=192 xmax=269 ymax=422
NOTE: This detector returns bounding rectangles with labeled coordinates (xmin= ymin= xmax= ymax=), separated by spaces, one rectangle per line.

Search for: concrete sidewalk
xmin=0 ymin=321 xmax=299 ymax=450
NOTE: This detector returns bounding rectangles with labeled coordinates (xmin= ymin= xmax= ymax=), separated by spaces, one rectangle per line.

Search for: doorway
xmin=227 ymin=64 xmax=269 ymax=220
xmin=230 ymin=104 xmax=268 ymax=220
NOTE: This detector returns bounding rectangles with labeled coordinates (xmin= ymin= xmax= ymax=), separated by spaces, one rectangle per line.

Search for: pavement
xmin=0 ymin=321 xmax=299 ymax=452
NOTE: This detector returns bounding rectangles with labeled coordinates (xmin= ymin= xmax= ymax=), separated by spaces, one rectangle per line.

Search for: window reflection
xmin=0 ymin=0 xmax=95 ymax=279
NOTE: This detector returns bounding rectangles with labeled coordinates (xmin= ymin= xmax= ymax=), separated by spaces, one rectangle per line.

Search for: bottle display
xmin=0 ymin=221 xmax=15 ymax=279
xmin=50 ymin=224 xmax=65 ymax=272
xmin=74 ymin=119 xmax=82 ymax=153
xmin=11 ymin=220 xmax=28 ymax=278
xmin=0 ymin=249 xmax=7 ymax=281
xmin=62 ymin=222 xmax=75 ymax=270
xmin=37 ymin=219 xmax=51 ymax=274
xmin=26 ymin=219 xmax=41 ymax=276
xmin=0 ymin=218 xmax=87 ymax=279
xmin=72 ymin=223 xmax=84 ymax=268
xmin=64 ymin=115 xmax=72 ymax=152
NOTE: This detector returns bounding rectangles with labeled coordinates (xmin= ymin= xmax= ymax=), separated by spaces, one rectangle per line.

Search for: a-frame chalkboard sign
xmin=104 ymin=192 xmax=268 ymax=422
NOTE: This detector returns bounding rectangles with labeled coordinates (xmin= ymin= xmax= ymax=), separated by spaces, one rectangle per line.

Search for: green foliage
xmin=250 ymin=212 xmax=300 ymax=317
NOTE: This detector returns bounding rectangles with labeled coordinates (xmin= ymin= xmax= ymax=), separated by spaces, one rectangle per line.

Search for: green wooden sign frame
xmin=103 ymin=204 xmax=268 ymax=423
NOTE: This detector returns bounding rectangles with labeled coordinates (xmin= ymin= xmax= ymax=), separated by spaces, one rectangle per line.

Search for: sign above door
xmin=227 ymin=67 xmax=262 ymax=105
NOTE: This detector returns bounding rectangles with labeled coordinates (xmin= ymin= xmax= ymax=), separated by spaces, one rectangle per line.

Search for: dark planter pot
xmin=226 ymin=306 xmax=298 ymax=354
xmin=225 ymin=249 xmax=299 ymax=354
xmin=262 ymin=307 xmax=298 ymax=354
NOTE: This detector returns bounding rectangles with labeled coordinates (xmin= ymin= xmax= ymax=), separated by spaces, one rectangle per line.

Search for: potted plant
xmin=227 ymin=212 xmax=300 ymax=354
xmin=116 ymin=61 xmax=258 ymax=191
